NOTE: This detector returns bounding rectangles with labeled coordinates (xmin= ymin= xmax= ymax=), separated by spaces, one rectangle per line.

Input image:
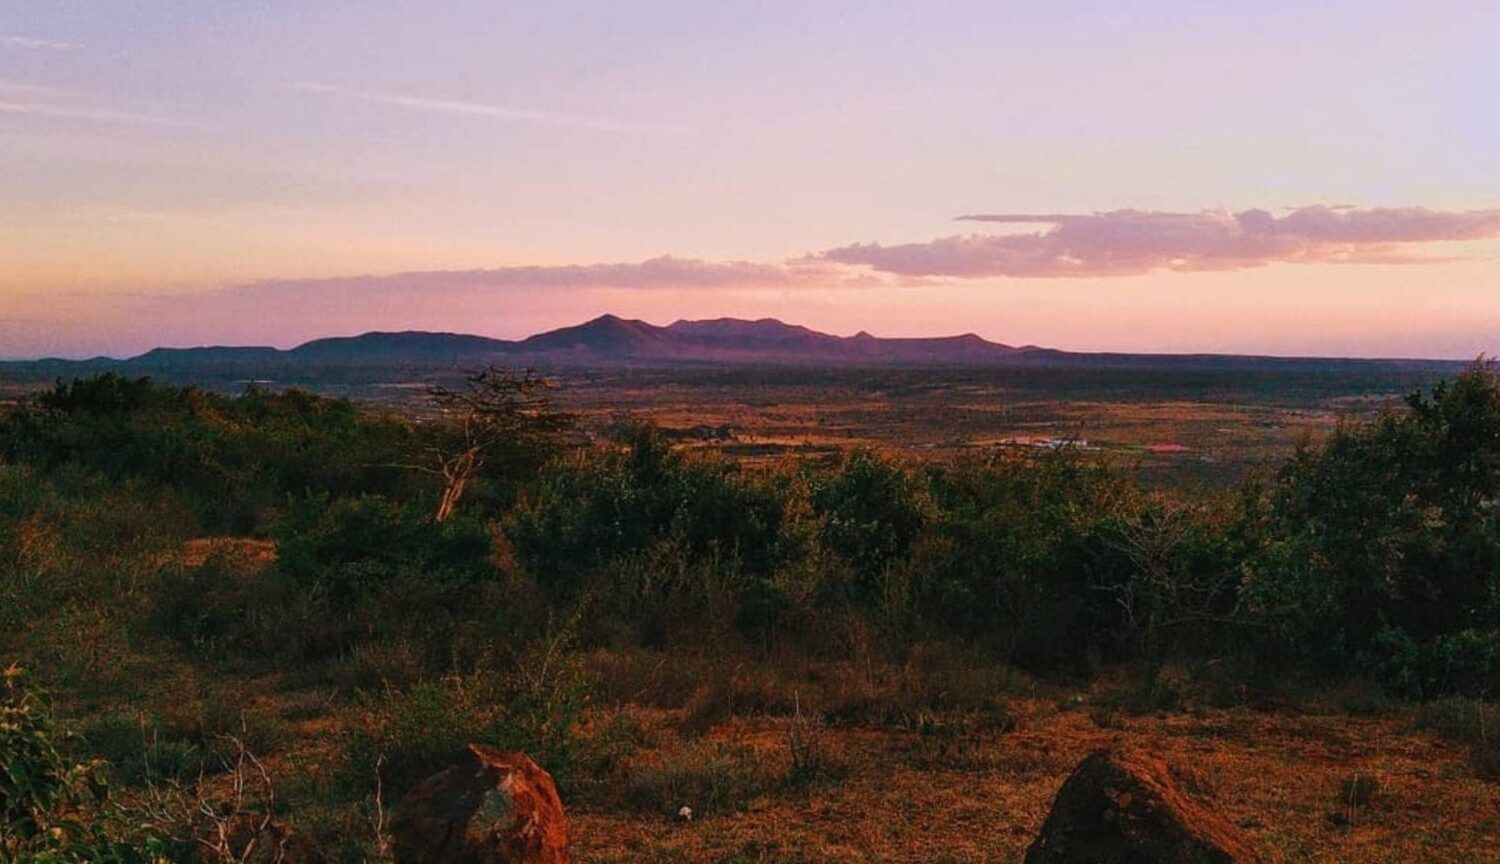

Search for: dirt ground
xmin=570 ymin=699 xmax=1500 ymax=864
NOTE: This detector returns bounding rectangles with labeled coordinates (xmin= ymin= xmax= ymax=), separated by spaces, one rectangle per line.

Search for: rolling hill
xmin=108 ymin=315 xmax=1030 ymax=369
xmin=0 ymin=316 xmax=1468 ymax=397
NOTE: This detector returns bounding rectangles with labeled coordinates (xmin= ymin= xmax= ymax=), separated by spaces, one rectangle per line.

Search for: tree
xmin=1246 ymin=360 xmax=1500 ymax=693
xmin=417 ymin=367 xmax=573 ymax=521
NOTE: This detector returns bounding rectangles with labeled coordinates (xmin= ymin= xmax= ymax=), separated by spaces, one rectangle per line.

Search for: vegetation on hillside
xmin=2 ymin=364 xmax=1498 ymax=858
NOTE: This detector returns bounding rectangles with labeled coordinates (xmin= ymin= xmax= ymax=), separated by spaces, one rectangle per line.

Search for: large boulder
xmin=1025 ymin=748 xmax=1262 ymax=864
xmin=391 ymin=745 xmax=570 ymax=864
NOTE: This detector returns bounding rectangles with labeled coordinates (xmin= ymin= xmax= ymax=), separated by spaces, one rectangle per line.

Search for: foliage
xmin=154 ymin=495 xmax=501 ymax=666
xmin=1244 ymin=361 xmax=1500 ymax=694
xmin=507 ymin=423 xmax=804 ymax=638
xmin=0 ymin=667 xmax=165 ymax=863
xmin=0 ymin=375 xmax=416 ymax=534
xmin=416 ymin=367 xmax=574 ymax=521
xmin=342 ymin=643 xmax=593 ymax=800
xmin=809 ymin=450 xmax=929 ymax=601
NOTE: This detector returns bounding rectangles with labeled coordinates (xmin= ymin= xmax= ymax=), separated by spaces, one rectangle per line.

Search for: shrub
xmin=508 ymin=425 xmax=808 ymax=640
xmin=809 ymin=450 xmax=929 ymax=603
xmin=0 ymin=374 xmax=418 ymax=535
xmin=341 ymin=644 xmax=593 ymax=800
xmin=603 ymin=741 xmax=780 ymax=818
xmin=1245 ymin=362 xmax=1500 ymax=693
xmin=918 ymin=449 xmax=1133 ymax=662
xmin=1416 ymin=697 xmax=1500 ymax=781
xmin=1 ymin=667 xmax=166 ymax=862
xmin=153 ymin=495 xmax=503 ymax=670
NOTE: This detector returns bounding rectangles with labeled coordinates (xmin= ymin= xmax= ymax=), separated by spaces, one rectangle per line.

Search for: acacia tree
xmin=416 ymin=367 xmax=573 ymax=521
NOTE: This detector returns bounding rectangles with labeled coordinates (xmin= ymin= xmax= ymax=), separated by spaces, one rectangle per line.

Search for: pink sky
xmin=2 ymin=1 xmax=1498 ymax=358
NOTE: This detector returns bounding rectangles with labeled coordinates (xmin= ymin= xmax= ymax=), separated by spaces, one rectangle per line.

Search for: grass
xmin=5 ymin=368 xmax=1498 ymax=861
xmin=15 ymin=623 xmax=1500 ymax=863
xmin=1416 ymin=697 xmax=1500 ymax=781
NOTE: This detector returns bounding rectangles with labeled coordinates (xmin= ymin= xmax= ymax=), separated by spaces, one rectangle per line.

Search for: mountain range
xmin=88 ymin=315 xmax=1037 ymax=369
xmin=1 ymin=315 xmax=1466 ymax=380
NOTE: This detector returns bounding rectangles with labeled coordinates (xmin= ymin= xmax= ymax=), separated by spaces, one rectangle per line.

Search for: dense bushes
xmin=1244 ymin=361 xmax=1500 ymax=695
xmin=507 ymin=423 xmax=807 ymax=640
xmin=0 ymin=375 xmax=418 ymax=534
xmin=154 ymin=496 xmax=503 ymax=666
xmin=8 ymin=365 xmax=1500 ymax=857
xmin=5 ymin=366 xmax=1500 ymax=702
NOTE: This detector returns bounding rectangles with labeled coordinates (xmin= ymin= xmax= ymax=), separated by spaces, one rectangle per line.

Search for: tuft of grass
xmin=603 ymin=741 xmax=782 ymax=818
xmin=784 ymin=695 xmax=831 ymax=788
xmin=1416 ymin=697 xmax=1500 ymax=781
xmin=681 ymin=665 xmax=797 ymax=734
xmin=1326 ymin=679 xmax=1398 ymax=717
xmin=1339 ymin=772 xmax=1380 ymax=808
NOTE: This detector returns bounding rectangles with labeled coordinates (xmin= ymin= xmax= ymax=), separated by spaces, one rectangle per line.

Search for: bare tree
xmin=1100 ymin=500 xmax=1240 ymax=669
xmin=417 ymin=367 xmax=572 ymax=522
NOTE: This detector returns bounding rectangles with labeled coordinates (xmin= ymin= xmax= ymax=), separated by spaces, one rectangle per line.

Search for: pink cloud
xmin=819 ymin=206 xmax=1500 ymax=278
xmin=233 ymin=255 xmax=848 ymax=297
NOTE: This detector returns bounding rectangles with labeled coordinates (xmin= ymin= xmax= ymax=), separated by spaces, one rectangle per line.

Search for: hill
xmin=0 ymin=316 xmax=1469 ymax=395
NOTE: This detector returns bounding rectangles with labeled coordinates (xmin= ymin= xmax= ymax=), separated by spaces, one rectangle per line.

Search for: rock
xmin=391 ymin=745 xmax=570 ymax=864
xmin=1024 ymin=748 xmax=1262 ymax=864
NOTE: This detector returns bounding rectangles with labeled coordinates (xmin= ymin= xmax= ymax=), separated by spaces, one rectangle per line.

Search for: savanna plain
xmin=2 ymin=362 xmax=1498 ymax=863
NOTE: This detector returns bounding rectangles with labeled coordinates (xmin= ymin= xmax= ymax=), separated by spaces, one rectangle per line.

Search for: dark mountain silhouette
xmin=0 ymin=316 xmax=1467 ymax=383
xmin=290 ymin=331 xmax=508 ymax=363
xmin=516 ymin=314 xmax=674 ymax=355
xmin=125 ymin=346 xmax=282 ymax=368
xmin=101 ymin=315 xmax=1027 ymax=369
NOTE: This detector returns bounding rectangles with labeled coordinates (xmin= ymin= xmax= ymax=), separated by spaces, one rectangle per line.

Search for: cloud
xmin=0 ymin=99 xmax=191 ymax=127
xmin=76 ymin=256 xmax=861 ymax=353
xmin=0 ymin=78 xmax=74 ymax=96
xmin=290 ymin=82 xmax=690 ymax=135
xmin=235 ymin=256 xmax=845 ymax=298
xmin=821 ymin=206 xmax=1500 ymax=278
xmin=0 ymin=79 xmax=193 ymax=128
xmin=1 ymin=34 xmax=78 ymax=50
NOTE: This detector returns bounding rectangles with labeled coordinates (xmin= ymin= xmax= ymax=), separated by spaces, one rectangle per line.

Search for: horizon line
xmin=0 ymin=313 xmax=1484 ymax=366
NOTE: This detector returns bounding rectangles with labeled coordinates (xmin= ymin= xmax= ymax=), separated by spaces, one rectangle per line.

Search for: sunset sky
xmin=3 ymin=1 xmax=1498 ymax=359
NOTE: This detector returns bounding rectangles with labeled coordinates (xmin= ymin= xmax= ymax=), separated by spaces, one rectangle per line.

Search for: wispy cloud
xmin=234 ymin=255 xmax=853 ymax=300
xmin=1 ymin=34 xmax=78 ymax=50
xmin=0 ymin=78 xmax=74 ymax=96
xmin=821 ymin=206 xmax=1500 ymax=278
xmin=0 ymin=79 xmax=196 ymax=128
xmin=0 ymin=99 xmax=190 ymax=128
xmin=61 ymin=205 xmax=171 ymax=224
xmin=290 ymin=81 xmax=690 ymax=135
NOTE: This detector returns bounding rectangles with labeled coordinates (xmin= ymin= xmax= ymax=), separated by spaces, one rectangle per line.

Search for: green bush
xmin=0 ymin=668 xmax=166 ymax=862
xmin=810 ymin=450 xmax=929 ymax=601
xmin=1245 ymin=362 xmax=1500 ymax=693
xmin=341 ymin=650 xmax=592 ymax=800
xmin=508 ymin=424 xmax=807 ymax=639
xmin=1 ymin=375 xmax=417 ymax=535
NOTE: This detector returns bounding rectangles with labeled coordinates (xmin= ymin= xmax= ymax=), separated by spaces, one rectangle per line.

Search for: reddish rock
xmin=1025 ymin=748 xmax=1262 ymax=864
xmin=391 ymin=745 xmax=569 ymax=864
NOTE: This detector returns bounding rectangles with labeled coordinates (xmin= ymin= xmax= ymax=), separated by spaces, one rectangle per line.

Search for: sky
xmin=2 ymin=0 xmax=1499 ymax=359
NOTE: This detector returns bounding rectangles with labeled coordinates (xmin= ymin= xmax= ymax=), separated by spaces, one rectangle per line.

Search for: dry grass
xmin=569 ymin=696 xmax=1500 ymax=863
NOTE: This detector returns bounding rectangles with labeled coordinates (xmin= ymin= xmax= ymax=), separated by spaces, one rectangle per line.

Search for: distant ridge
xmin=290 ymin=331 xmax=508 ymax=361
xmin=0 ymin=316 xmax=1468 ymax=379
xmin=103 ymin=315 xmax=1029 ymax=369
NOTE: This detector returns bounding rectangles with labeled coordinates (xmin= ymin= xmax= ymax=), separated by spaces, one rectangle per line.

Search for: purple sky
xmin=2 ymin=1 xmax=1498 ymax=358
